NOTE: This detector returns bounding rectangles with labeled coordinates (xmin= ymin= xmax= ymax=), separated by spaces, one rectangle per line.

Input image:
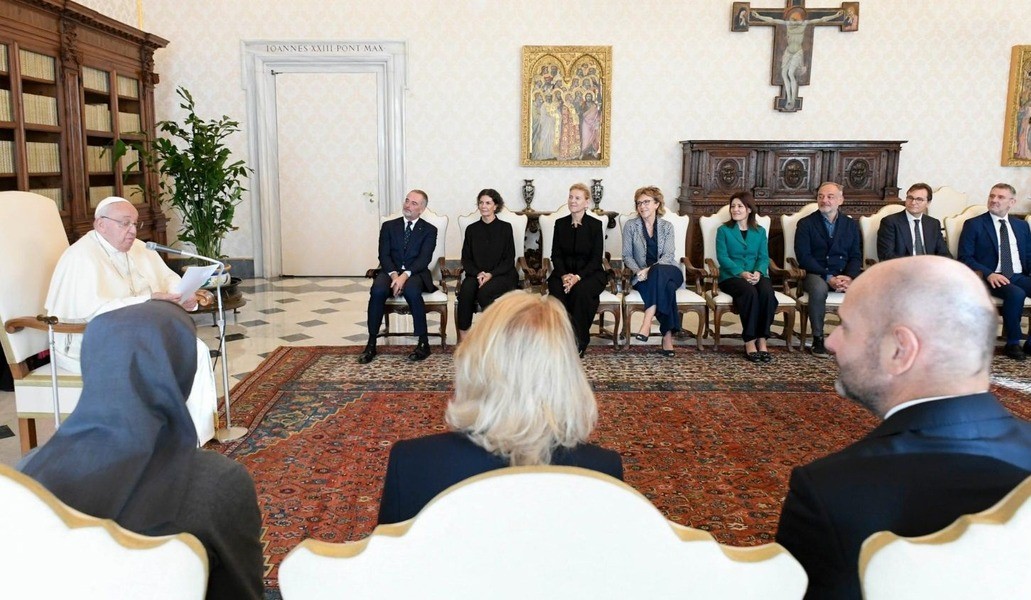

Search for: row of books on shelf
xmin=82 ymin=66 xmax=109 ymax=93
xmin=86 ymin=145 xmax=112 ymax=173
xmin=31 ymin=187 xmax=62 ymax=210
xmin=24 ymin=93 xmax=59 ymax=126
xmin=26 ymin=141 xmax=60 ymax=174
xmin=0 ymin=89 xmax=10 ymax=121
xmin=122 ymin=146 xmax=141 ymax=171
xmin=0 ymin=45 xmax=8 ymax=72
xmin=117 ymin=75 xmax=139 ymax=99
xmin=119 ymin=111 xmax=142 ymax=134
xmin=85 ymin=103 xmax=111 ymax=131
xmin=19 ymin=49 xmax=56 ymax=82
xmin=88 ymin=185 xmax=114 ymax=206
xmin=0 ymin=140 xmax=13 ymax=174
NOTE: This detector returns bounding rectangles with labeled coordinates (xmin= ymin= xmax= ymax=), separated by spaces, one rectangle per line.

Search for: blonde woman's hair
xmin=634 ymin=185 xmax=666 ymax=216
xmin=445 ymin=291 xmax=599 ymax=466
xmin=569 ymin=182 xmax=591 ymax=199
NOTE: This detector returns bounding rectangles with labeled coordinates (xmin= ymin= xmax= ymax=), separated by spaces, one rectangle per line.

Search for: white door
xmin=276 ymin=72 xmax=381 ymax=275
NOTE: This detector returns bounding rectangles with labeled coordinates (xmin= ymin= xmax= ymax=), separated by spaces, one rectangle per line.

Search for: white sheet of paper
xmin=175 ymin=265 xmax=219 ymax=304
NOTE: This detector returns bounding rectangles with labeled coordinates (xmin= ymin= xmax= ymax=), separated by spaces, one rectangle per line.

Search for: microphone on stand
xmin=144 ymin=241 xmax=245 ymax=442
xmin=145 ymin=241 xmax=220 ymax=263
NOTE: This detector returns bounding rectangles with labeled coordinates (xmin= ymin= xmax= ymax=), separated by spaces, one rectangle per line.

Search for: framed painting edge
xmin=520 ymin=45 xmax=612 ymax=167
xmin=1002 ymin=45 xmax=1031 ymax=167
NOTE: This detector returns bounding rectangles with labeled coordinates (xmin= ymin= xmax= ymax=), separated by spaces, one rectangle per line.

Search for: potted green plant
xmin=115 ymin=86 xmax=250 ymax=262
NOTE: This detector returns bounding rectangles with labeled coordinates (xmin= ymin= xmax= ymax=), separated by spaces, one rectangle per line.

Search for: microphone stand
xmin=149 ymin=243 xmax=246 ymax=442
xmin=206 ymin=260 xmax=247 ymax=443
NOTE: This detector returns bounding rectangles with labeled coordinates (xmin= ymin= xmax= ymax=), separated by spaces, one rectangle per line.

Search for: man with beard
xmin=775 ymin=255 xmax=1031 ymax=599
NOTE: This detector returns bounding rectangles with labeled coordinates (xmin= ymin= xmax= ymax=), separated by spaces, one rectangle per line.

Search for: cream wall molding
xmin=240 ymin=39 xmax=407 ymax=276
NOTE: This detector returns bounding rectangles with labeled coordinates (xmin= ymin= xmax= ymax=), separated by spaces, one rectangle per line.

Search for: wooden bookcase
xmin=0 ymin=0 xmax=168 ymax=244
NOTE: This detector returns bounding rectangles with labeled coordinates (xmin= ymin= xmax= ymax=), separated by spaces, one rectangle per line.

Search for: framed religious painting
xmin=521 ymin=45 xmax=611 ymax=167
xmin=1002 ymin=45 xmax=1031 ymax=166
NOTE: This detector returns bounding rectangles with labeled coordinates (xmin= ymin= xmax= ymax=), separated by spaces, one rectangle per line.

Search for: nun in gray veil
xmin=20 ymin=301 xmax=263 ymax=599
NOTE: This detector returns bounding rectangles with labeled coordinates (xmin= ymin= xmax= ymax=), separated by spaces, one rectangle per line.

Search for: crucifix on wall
xmin=732 ymin=0 xmax=858 ymax=112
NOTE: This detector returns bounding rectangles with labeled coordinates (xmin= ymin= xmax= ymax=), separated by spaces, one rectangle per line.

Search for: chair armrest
xmin=5 ymin=316 xmax=86 ymax=335
xmin=365 ymin=266 xmax=382 ymax=279
xmin=703 ymin=258 xmax=722 ymax=293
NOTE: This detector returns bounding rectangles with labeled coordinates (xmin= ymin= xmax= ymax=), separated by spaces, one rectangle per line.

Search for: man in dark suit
xmin=358 ymin=189 xmax=438 ymax=364
xmin=775 ymin=255 xmax=1031 ymax=599
xmin=876 ymin=182 xmax=951 ymax=260
xmin=958 ymin=183 xmax=1031 ymax=361
xmin=794 ymin=181 xmax=862 ymax=358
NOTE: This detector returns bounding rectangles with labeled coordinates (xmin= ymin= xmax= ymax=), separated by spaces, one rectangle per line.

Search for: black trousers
xmin=548 ymin=275 xmax=606 ymax=351
xmin=718 ymin=276 xmax=778 ymax=343
xmin=456 ymin=274 xmax=517 ymax=330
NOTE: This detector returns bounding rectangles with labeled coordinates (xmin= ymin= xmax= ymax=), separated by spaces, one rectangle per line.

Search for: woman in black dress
xmin=548 ymin=182 xmax=607 ymax=357
xmin=457 ymin=189 xmax=517 ymax=340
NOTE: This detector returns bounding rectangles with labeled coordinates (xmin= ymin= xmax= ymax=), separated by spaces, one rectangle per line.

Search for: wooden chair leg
xmin=19 ymin=417 xmax=38 ymax=455
xmin=439 ymin=309 xmax=448 ymax=348
xmin=784 ymin=310 xmax=796 ymax=352
xmin=799 ymin=307 xmax=808 ymax=351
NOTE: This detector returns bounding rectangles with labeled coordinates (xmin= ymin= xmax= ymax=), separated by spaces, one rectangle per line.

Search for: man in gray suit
xmin=876 ymin=183 xmax=951 ymax=261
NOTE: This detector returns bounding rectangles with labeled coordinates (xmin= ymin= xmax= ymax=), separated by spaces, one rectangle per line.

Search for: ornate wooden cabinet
xmin=676 ymin=140 xmax=906 ymax=263
xmin=0 ymin=0 xmax=168 ymax=243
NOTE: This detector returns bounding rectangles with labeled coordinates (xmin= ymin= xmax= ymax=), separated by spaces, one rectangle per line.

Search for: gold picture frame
xmin=521 ymin=45 xmax=611 ymax=167
xmin=1002 ymin=45 xmax=1031 ymax=166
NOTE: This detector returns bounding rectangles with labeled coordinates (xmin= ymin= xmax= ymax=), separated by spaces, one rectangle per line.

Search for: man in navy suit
xmin=794 ymin=181 xmax=862 ymax=358
xmin=358 ymin=189 xmax=438 ymax=364
xmin=958 ymin=183 xmax=1031 ymax=361
xmin=876 ymin=182 xmax=951 ymax=261
xmin=775 ymin=255 xmax=1031 ymax=599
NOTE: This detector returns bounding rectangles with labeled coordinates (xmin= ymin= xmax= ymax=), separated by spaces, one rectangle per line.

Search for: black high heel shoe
xmin=744 ymin=351 xmax=763 ymax=363
xmin=632 ymin=333 xmax=649 ymax=343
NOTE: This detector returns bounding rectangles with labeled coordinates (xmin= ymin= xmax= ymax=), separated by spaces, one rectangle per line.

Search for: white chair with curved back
xmin=943 ymin=204 xmax=988 ymax=259
xmin=859 ymin=203 xmax=905 ymax=265
xmin=618 ymin=211 xmax=707 ymax=350
xmin=860 ymin=474 xmax=1031 ymax=600
xmin=0 ymin=191 xmax=84 ymax=454
xmin=780 ymin=202 xmax=844 ymax=350
xmin=279 ymin=466 xmax=808 ymax=600
xmin=539 ymin=205 xmax=622 ymax=346
xmin=1 ymin=464 xmax=208 ymax=599
xmin=697 ymin=206 xmax=796 ymax=351
xmin=370 ymin=208 xmax=450 ymax=346
xmin=927 ymin=185 xmax=969 ymax=223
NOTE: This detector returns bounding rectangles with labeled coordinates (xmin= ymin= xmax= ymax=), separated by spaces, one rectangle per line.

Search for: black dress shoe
xmin=810 ymin=336 xmax=829 ymax=358
xmin=758 ymin=351 xmax=773 ymax=363
xmin=660 ymin=348 xmax=675 ymax=358
xmin=408 ymin=341 xmax=431 ymax=362
xmin=1004 ymin=344 xmax=1027 ymax=361
xmin=357 ymin=344 xmax=377 ymax=364
xmin=744 ymin=351 xmax=763 ymax=363
xmin=1024 ymin=341 xmax=1031 ymax=356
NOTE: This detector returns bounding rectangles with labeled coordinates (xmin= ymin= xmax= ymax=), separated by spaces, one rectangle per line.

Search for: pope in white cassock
xmin=45 ymin=196 xmax=218 ymax=444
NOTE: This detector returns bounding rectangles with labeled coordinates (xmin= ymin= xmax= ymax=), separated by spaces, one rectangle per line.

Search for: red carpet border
xmin=216 ymin=345 xmax=1031 ymax=591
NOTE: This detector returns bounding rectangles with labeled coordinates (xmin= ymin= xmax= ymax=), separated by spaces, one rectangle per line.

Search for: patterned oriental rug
xmin=216 ymin=345 xmax=1031 ymax=594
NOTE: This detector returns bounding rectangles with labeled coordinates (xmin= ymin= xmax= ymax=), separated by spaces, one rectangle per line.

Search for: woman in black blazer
xmin=456 ymin=189 xmax=517 ymax=340
xmin=547 ymin=182 xmax=608 ymax=357
xmin=377 ymin=291 xmax=624 ymax=524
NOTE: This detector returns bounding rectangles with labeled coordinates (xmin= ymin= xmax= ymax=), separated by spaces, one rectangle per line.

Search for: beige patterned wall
xmin=87 ymin=0 xmax=1031 ymax=259
xmin=76 ymin=0 xmax=138 ymax=28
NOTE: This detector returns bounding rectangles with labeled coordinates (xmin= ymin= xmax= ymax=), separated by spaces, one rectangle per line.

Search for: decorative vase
xmin=591 ymin=179 xmax=604 ymax=211
xmin=522 ymin=179 xmax=535 ymax=209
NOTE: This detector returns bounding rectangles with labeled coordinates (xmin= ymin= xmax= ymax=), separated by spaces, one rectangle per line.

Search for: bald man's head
xmin=826 ymin=256 xmax=996 ymax=417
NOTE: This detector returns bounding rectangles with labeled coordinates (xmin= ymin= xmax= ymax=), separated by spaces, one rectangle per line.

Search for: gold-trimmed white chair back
xmin=1 ymin=464 xmax=208 ymax=599
xmin=780 ymin=202 xmax=820 ymax=267
xmin=457 ymin=206 xmax=528 ymax=269
xmin=927 ymin=185 xmax=969 ymax=222
xmin=860 ymin=474 xmax=1031 ymax=600
xmin=943 ymin=205 xmax=988 ymax=259
xmin=279 ymin=466 xmax=808 ymax=599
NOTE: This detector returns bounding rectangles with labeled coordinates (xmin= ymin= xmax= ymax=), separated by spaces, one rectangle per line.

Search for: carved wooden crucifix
xmin=732 ymin=1 xmax=859 ymax=112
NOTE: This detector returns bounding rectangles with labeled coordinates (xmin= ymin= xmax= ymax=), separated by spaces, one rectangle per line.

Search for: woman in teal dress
xmin=716 ymin=191 xmax=779 ymax=362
